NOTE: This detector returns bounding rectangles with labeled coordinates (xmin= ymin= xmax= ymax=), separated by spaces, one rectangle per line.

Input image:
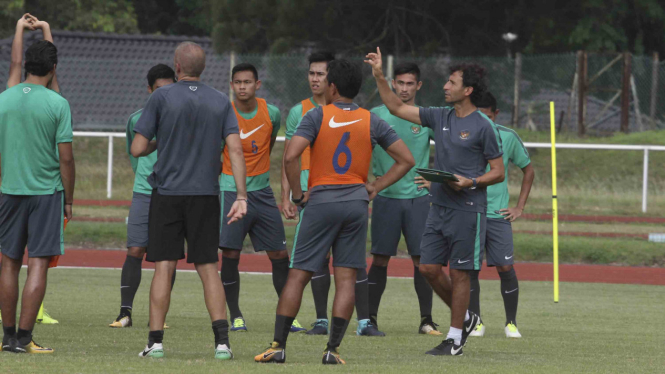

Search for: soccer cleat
xmin=254 ymin=342 xmax=286 ymax=363
xmin=425 ymin=338 xmax=463 ymax=356
xmin=460 ymin=311 xmax=480 ymax=347
xmin=419 ymin=317 xmax=443 ymax=336
xmin=306 ymin=319 xmax=329 ymax=335
xmin=138 ymin=343 xmax=164 ymax=358
xmin=214 ymin=344 xmax=233 ymax=360
xmin=505 ymin=322 xmax=522 ymax=338
xmin=290 ymin=319 xmax=307 ymax=333
xmin=322 ymin=347 xmax=346 ymax=365
xmin=470 ymin=322 xmax=485 ymax=337
xmin=1 ymin=336 xmax=14 ymax=352
xmin=36 ymin=307 xmax=58 ymax=325
xmin=231 ymin=317 xmax=247 ymax=332
xmin=357 ymin=319 xmax=385 ymax=337
xmin=110 ymin=313 xmax=132 ymax=328
xmin=12 ymin=339 xmax=54 ymax=354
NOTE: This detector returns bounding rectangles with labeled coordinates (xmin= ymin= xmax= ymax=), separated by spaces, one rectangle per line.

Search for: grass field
xmin=1 ymin=268 xmax=664 ymax=373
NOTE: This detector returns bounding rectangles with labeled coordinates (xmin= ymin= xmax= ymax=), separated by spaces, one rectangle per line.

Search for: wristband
xmin=236 ymin=198 xmax=247 ymax=202
xmin=291 ymin=195 xmax=304 ymax=204
xmin=470 ymin=178 xmax=477 ymax=190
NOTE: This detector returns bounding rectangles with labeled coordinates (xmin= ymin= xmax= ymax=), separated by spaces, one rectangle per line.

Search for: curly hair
xmin=448 ymin=63 xmax=487 ymax=105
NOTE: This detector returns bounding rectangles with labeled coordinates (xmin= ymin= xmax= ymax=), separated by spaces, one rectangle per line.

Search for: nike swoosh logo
xmin=142 ymin=347 xmax=155 ymax=355
xmin=239 ymin=124 xmax=265 ymax=139
xmin=465 ymin=319 xmax=475 ymax=333
xmin=329 ymin=116 xmax=361 ymax=128
xmin=442 ymin=127 xmax=450 ymax=131
xmin=282 ymin=240 xmax=287 ymax=244
xmin=457 ymin=259 xmax=470 ymax=264
xmin=450 ymin=346 xmax=462 ymax=355
xmin=505 ymin=255 xmax=513 ymax=260
xmin=263 ymin=351 xmax=275 ymax=359
xmin=505 ymin=288 xmax=519 ymax=294
xmin=222 ymin=281 xmax=238 ymax=286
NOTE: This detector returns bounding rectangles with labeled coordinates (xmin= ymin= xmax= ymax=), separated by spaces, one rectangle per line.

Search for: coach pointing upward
xmin=131 ymin=42 xmax=248 ymax=360
xmin=366 ymin=47 xmax=504 ymax=357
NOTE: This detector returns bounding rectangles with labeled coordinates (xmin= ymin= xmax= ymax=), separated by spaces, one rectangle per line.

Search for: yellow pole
xmin=550 ymin=101 xmax=559 ymax=303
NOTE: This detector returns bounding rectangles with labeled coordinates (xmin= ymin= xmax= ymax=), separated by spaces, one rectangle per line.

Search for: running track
xmin=53 ymin=249 xmax=665 ymax=286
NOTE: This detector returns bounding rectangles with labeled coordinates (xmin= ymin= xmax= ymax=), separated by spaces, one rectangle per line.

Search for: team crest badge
xmin=459 ymin=131 xmax=470 ymax=140
xmin=23 ymin=87 xmax=31 ymax=94
xmin=411 ymin=125 xmax=421 ymax=134
xmin=189 ymin=86 xmax=197 ymax=92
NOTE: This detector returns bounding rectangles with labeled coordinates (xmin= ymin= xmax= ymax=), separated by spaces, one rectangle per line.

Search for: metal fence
xmin=77 ymin=132 xmax=663 ymax=213
xmin=3 ymin=52 xmax=662 ymax=133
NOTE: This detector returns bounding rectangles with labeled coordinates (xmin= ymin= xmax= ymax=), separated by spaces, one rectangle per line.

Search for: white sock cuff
xmin=465 ymin=310 xmax=470 ymax=322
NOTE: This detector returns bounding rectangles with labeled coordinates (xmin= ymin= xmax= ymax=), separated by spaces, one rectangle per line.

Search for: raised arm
xmin=8 ymin=14 xmax=34 ymax=88
xmin=224 ymin=133 xmax=248 ymax=224
xmin=365 ymin=47 xmax=421 ymax=125
xmin=28 ymin=15 xmax=59 ymax=93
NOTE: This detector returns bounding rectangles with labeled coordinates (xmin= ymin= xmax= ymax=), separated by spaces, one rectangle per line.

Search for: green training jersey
xmin=126 ymin=108 xmax=158 ymax=195
xmin=486 ymin=124 xmax=531 ymax=219
xmin=0 ymin=83 xmax=73 ymax=195
xmin=220 ymin=102 xmax=280 ymax=192
xmin=371 ymin=104 xmax=433 ymax=199
xmin=286 ymin=97 xmax=319 ymax=192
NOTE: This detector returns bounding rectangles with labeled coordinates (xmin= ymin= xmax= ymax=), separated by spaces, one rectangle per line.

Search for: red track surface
xmin=56 ymin=249 xmax=665 ymax=286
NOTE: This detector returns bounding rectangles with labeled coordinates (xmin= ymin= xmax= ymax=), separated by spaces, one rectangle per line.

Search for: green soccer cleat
xmin=139 ymin=343 xmax=164 ymax=358
xmin=231 ymin=317 xmax=247 ymax=332
xmin=290 ymin=319 xmax=307 ymax=333
xmin=505 ymin=322 xmax=522 ymax=338
xmin=215 ymin=344 xmax=233 ymax=360
xmin=470 ymin=322 xmax=485 ymax=337
xmin=36 ymin=305 xmax=58 ymax=325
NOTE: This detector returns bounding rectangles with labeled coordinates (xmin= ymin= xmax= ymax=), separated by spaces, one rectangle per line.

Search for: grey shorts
xmin=371 ymin=194 xmax=430 ymax=257
xmin=419 ymin=204 xmax=486 ymax=270
xmin=219 ymin=187 xmax=287 ymax=252
xmin=485 ymin=218 xmax=514 ymax=267
xmin=291 ymin=200 xmax=368 ymax=272
xmin=0 ymin=192 xmax=64 ymax=260
xmin=127 ymin=192 xmax=151 ymax=248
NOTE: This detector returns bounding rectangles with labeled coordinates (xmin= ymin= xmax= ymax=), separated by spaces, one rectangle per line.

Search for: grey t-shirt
xmin=294 ymin=102 xmax=400 ymax=206
xmin=420 ymin=106 xmax=502 ymax=213
xmin=134 ymin=80 xmax=239 ymax=196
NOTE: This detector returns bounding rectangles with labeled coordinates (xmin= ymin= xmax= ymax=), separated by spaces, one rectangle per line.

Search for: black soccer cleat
xmin=460 ymin=311 xmax=480 ymax=347
xmin=425 ymin=338 xmax=463 ymax=356
xmin=306 ymin=319 xmax=329 ymax=335
xmin=2 ymin=336 xmax=15 ymax=352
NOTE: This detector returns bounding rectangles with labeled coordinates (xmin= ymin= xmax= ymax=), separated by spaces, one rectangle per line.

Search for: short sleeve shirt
xmin=134 ymin=80 xmax=239 ymax=196
xmin=419 ymin=107 xmax=503 ymax=213
xmin=486 ymin=125 xmax=531 ymax=219
xmin=294 ymin=102 xmax=400 ymax=206
xmin=126 ymin=108 xmax=157 ymax=195
xmin=0 ymin=83 xmax=73 ymax=195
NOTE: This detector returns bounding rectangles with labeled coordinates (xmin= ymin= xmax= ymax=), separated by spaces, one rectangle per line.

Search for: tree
xmin=23 ymin=0 xmax=138 ymax=34
xmin=132 ymin=0 xmax=212 ymax=36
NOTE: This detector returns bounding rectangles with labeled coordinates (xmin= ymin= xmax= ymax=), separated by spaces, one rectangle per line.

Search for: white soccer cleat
xmin=470 ymin=322 xmax=485 ymax=337
xmin=505 ymin=323 xmax=522 ymax=338
xmin=139 ymin=343 xmax=164 ymax=358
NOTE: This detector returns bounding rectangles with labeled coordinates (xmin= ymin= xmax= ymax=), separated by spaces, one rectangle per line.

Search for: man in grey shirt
xmin=366 ymin=47 xmax=504 ymax=357
xmin=131 ymin=42 xmax=247 ymax=360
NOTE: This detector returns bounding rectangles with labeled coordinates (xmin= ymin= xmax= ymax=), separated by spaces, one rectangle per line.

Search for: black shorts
xmin=146 ymin=190 xmax=220 ymax=264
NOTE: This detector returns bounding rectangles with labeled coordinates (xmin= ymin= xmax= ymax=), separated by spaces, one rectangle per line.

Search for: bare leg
xmin=148 ymin=260 xmax=177 ymax=331
xmin=331 ymin=267 xmax=356 ymax=320
xmin=276 ymin=269 xmax=313 ymax=317
xmin=0 ymin=255 xmax=22 ymax=326
xmin=419 ymin=264 xmax=453 ymax=308
xmin=18 ymin=257 xmax=49 ymax=331
xmin=449 ymin=269 xmax=470 ymax=329
xmin=195 ymin=262 xmax=227 ymax=322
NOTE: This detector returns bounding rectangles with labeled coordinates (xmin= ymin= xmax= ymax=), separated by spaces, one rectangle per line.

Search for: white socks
xmin=465 ymin=310 xmax=470 ymax=322
xmin=446 ymin=327 xmax=462 ymax=345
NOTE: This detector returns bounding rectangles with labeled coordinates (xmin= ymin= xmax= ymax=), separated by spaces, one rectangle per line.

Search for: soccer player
xmin=255 ymin=59 xmax=414 ymax=364
xmin=366 ymin=47 xmax=505 ymax=356
xmin=368 ymin=62 xmax=441 ymax=336
xmin=220 ymin=62 xmax=305 ymax=333
xmin=0 ymin=14 xmax=61 ymax=327
xmin=131 ymin=42 xmax=247 ymax=360
xmin=109 ymin=64 xmax=176 ymax=329
xmin=281 ymin=52 xmax=335 ymax=335
xmin=468 ymin=92 xmax=534 ymax=338
xmin=0 ymin=27 xmax=75 ymax=354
